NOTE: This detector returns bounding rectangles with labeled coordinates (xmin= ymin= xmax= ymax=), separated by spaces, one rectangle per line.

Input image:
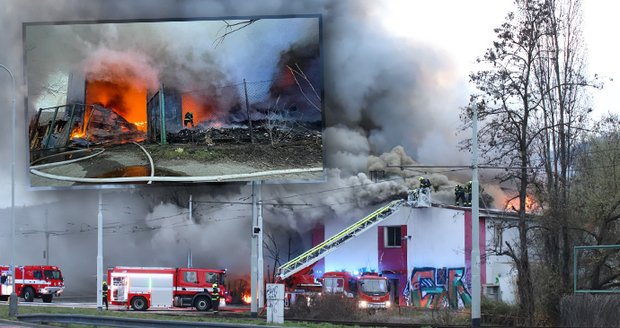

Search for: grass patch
xmin=0 ymin=304 xmax=354 ymax=328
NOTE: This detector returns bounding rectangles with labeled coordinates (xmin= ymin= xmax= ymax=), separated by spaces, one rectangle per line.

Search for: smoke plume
xmin=0 ymin=0 xmax=493 ymax=296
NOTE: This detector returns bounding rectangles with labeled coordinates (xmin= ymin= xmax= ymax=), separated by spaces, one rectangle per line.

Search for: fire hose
xmin=30 ymin=166 xmax=323 ymax=183
xmin=29 ymin=142 xmax=156 ymax=184
xmin=30 ymin=143 xmax=323 ymax=183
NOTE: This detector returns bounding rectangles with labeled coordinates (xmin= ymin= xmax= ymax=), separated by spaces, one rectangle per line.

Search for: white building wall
xmin=323 ymin=212 xmax=379 ymax=273
xmin=322 ymin=203 xmax=410 ymax=274
xmin=407 ymin=207 xmax=466 ymax=271
xmin=484 ymin=218 xmax=519 ymax=304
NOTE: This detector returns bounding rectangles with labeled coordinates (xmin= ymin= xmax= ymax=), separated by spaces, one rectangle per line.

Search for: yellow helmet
xmin=212 ymin=283 xmax=218 ymax=287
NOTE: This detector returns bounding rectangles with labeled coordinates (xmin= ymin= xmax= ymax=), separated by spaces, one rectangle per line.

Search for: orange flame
xmin=505 ymin=194 xmax=539 ymax=213
xmin=85 ymin=80 xmax=147 ymax=132
xmin=242 ymin=292 xmax=251 ymax=304
xmin=181 ymin=93 xmax=215 ymax=126
xmin=71 ymin=128 xmax=85 ymax=139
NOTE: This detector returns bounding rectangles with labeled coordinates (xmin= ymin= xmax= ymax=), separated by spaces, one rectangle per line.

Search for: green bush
xmin=481 ymin=296 xmax=519 ymax=326
xmin=561 ymin=294 xmax=620 ymax=327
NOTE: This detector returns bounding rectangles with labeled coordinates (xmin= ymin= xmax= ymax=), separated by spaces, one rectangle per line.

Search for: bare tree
xmin=528 ymin=0 xmax=598 ymax=320
xmin=570 ymin=116 xmax=620 ymax=290
xmin=463 ymin=0 xmax=552 ymax=322
xmin=213 ymin=19 xmax=258 ymax=47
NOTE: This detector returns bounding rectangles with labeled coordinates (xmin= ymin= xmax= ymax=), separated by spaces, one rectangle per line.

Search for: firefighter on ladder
xmin=418 ymin=176 xmax=432 ymax=196
xmin=211 ymin=283 xmax=220 ymax=314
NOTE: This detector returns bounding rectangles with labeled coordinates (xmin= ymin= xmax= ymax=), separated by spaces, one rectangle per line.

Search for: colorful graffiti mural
xmin=406 ymin=267 xmax=472 ymax=309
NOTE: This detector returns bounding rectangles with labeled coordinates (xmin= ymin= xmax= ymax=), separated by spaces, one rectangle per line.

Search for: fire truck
xmin=275 ymin=200 xmax=405 ymax=307
xmin=107 ymin=266 xmax=229 ymax=311
xmin=0 ymin=265 xmax=64 ymax=303
xmin=322 ymin=271 xmax=391 ymax=308
xmin=278 ymin=266 xmax=322 ymax=306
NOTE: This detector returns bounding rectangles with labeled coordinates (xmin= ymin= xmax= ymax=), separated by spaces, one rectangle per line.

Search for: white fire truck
xmin=0 ymin=265 xmax=65 ymax=303
xmin=107 ymin=266 xmax=229 ymax=311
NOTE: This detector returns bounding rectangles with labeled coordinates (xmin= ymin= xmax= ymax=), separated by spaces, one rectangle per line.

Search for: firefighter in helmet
xmin=211 ymin=283 xmax=220 ymax=314
xmin=418 ymin=176 xmax=432 ymax=197
xmin=102 ymin=281 xmax=109 ymax=310
xmin=464 ymin=181 xmax=473 ymax=206
xmin=455 ymin=184 xmax=466 ymax=206
xmin=184 ymin=112 xmax=194 ymax=128
xmin=419 ymin=176 xmax=432 ymax=189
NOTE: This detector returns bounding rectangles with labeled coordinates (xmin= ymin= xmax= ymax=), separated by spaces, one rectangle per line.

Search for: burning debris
xmin=166 ymin=121 xmax=322 ymax=145
xmin=85 ymin=104 xmax=146 ymax=144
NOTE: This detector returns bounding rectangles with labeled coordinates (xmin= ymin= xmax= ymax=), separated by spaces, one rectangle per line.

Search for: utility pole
xmin=189 ymin=194 xmax=193 ymax=222
xmin=471 ymin=104 xmax=481 ymax=327
xmin=243 ymin=79 xmax=254 ymax=144
xmin=97 ymin=191 xmax=103 ymax=311
xmin=257 ymin=181 xmax=264 ymax=309
xmin=250 ymin=181 xmax=265 ymax=316
xmin=250 ymin=182 xmax=258 ymax=317
xmin=45 ymin=211 xmax=49 ymax=265
xmin=1 ymin=63 xmax=18 ymax=317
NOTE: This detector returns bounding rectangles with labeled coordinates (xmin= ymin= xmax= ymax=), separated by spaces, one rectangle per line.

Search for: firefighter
xmin=418 ymin=176 xmax=432 ymax=197
xmin=419 ymin=176 xmax=432 ymax=189
xmin=102 ymin=281 xmax=109 ymax=310
xmin=464 ymin=181 xmax=473 ymax=206
xmin=455 ymin=184 xmax=466 ymax=206
xmin=211 ymin=283 xmax=220 ymax=314
xmin=184 ymin=112 xmax=194 ymax=128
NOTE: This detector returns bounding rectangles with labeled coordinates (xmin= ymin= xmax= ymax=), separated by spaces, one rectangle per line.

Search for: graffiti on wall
xmin=407 ymin=267 xmax=472 ymax=308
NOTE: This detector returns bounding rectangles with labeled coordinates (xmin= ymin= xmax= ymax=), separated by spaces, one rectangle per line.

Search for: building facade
xmin=311 ymin=203 xmax=518 ymax=308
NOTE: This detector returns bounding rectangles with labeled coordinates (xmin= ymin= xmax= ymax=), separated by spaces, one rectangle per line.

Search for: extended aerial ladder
xmin=276 ymin=199 xmax=406 ymax=281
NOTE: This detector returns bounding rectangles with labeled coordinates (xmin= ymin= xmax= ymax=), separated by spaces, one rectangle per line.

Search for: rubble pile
xmin=86 ymin=105 xmax=146 ymax=144
xmin=166 ymin=122 xmax=321 ymax=145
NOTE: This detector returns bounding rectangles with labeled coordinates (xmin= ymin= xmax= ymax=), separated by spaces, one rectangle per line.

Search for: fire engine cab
xmin=0 ymin=265 xmax=64 ymax=303
xmin=322 ymin=271 xmax=391 ymax=309
xmin=107 ymin=266 xmax=228 ymax=311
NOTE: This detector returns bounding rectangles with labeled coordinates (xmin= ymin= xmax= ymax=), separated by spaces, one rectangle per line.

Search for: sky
xmin=0 ymin=0 xmax=619 ymax=294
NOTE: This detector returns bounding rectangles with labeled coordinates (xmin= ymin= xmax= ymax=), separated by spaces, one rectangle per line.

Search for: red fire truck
xmin=279 ymin=266 xmax=322 ymax=306
xmin=321 ymin=271 xmax=391 ymax=309
xmin=107 ymin=266 xmax=229 ymax=311
xmin=0 ymin=265 xmax=64 ymax=303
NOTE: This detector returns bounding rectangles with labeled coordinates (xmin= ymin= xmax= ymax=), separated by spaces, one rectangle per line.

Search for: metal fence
xmin=573 ymin=244 xmax=620 ymax=294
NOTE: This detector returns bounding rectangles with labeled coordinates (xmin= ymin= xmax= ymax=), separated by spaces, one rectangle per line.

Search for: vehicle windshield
xmin=323 ymin=277 xmax=344 ymax=293
xmin=359 ymin=279 xmax=387 ymax=294
xmin=44 ymin=270 xmax=62 ymax=280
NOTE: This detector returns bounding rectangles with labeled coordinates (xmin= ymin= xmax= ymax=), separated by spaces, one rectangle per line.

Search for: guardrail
xmin=17 ymin=314 xmax=279 ymax=328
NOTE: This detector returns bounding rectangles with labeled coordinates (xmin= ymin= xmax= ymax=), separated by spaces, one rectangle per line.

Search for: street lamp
xmin=0 ymin=63 xmax=18 ymax=316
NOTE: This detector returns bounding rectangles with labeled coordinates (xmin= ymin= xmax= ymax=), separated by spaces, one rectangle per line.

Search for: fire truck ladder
xmin=276 ymin=199 xmax=405 ymax=280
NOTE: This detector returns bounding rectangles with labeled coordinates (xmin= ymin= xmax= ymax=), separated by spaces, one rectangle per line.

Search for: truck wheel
xmin=131 ymin=296 xmax=148 ymax=311
xmin=194 ymin=296 xmax=211 ymax=311
xmin=42 ymin=294 xmax=53 ymax=303
xmin=23 ymin=287 xmax=35 ymax=302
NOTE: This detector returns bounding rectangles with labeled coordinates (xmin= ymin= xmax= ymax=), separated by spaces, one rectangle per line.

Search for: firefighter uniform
xmin=184 ymin=112 xmax=194 ymax=128
xmin=455 ymin=185 xmax=466 ymax=206
xmin=211 ymin=283 xmax=220 ymax=314
xmin=419 ymin=177 xmax=432 ymax=189
xmin=102 ymin=282 xmax=109 ymax=310
xmin=464 ymin=181 xmax=473 ymax=206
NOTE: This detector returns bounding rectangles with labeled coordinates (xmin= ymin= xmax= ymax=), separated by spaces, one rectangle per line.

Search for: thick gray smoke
xmin=0 ymin=0 xmax=482 ymax=295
